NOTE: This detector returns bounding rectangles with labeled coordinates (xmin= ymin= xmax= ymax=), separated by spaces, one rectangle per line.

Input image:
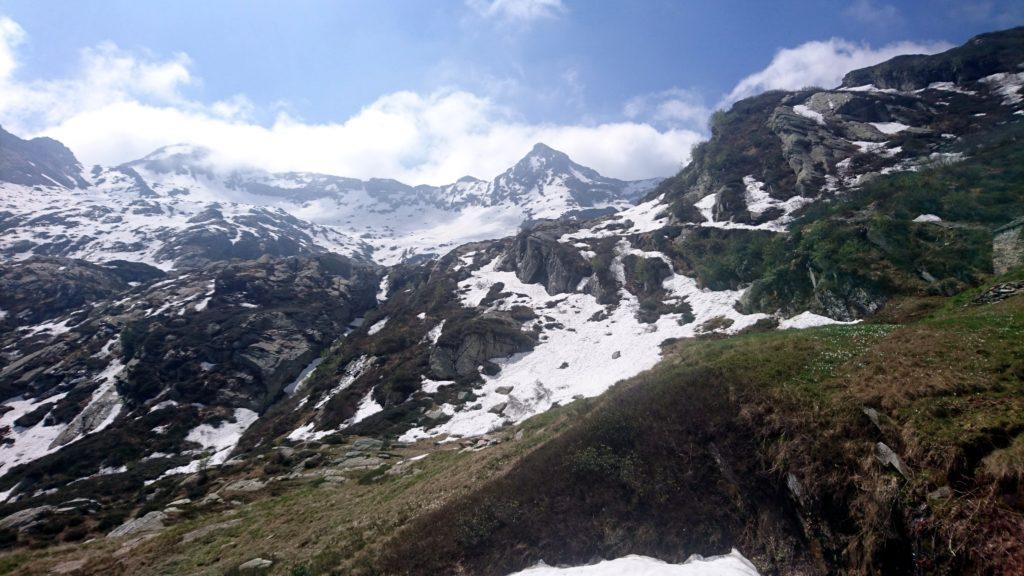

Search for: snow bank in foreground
xmin=508 ymin=550 xmax=759 ymax=576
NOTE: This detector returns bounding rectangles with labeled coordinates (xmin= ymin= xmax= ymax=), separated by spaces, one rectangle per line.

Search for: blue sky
xmin=0 ymin=0 xmax=1020 ymax=183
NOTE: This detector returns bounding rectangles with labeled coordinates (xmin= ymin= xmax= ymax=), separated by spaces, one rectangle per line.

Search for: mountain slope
xmin=0 ymin=25 xmax=1022 ymax=576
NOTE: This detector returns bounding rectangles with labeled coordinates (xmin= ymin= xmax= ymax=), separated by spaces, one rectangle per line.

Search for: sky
xmin=0 ymin=0 xmax=1020 ymax=185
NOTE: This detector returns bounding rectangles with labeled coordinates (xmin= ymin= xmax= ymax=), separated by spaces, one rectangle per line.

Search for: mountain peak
xmin=0 ymin=124 xmax=87 ymax=188
xmin=511 ymin=143 xmax=573 ymax=176
xmin=526 ymin=142 xmax=568 ymax=160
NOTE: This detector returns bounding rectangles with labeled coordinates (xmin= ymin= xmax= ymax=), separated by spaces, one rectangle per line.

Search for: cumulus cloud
xmin=0 ymin=17 xmax=698 ymax=184
xmin=466 ymin=0 xmax=566 ymax=23
xmin=723 ymin=38 xmax=952 ymax=104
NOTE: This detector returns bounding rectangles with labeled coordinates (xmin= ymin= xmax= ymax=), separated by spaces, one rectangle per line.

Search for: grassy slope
xmin=379 ymin=275 xmax=1024 ymax=575
xmin=0 ymin=401 xmax=580 ymax=576
xmin=1 ymin=276 xmax=1021 ymax=575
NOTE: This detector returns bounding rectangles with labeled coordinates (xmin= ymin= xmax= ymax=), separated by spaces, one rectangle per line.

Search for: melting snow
xmin=424 ymin=320 xmax=446 ymax=344
xmin=160 ymin=408 xmax=258 ymax=477
xmin=421 ymin=376 xmax=455 ymax=394
xmin=980 ymin=72 xmax=1024 ymax=105
xmin=561 ymin=196 xmax=670 ymax=241
xmin=347 ymin=388 xmax=384 ymax=425
xmin=913 ymin=214 xmax=942 ymax=223
xmin=693 ymin=179 xmax=812 ymax=233
xmin=508 ymin=550 xmax=759 ymax=576
xmin=793 ymin=104 xmax=825 ymax=125
xmin=377 ymin=274 xmax=390 ymax=303
xmin=367 ymin=317 xmax=389 ymax=336
xmin=870 ymin=122 xmax=910 ymax=135
xmin=0 ymin=356 xmax=126 ymax=475
xmin=777 ymin=311 xmax=859 ymax=330
xmin=313 ymin=354 xmax=374 ymax=409
xmin=406 ymin=245 xmax=769 ymax=441
xmin=0 ymin=392 xmax=69 ymax=475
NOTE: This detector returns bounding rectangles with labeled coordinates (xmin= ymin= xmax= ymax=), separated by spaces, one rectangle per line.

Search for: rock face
xmin=430 ymin=313 xmax=536 ymax=379
xmin=497 ymin=226 xmax=591 ymax=295
xmin=649 ymin=27 xmax=1024 ymax=319
xmin=0 ymin=126 xmax=87 ymax=188
xmin=0 ymin=257 xmax=163 ymax=330
xmin=115 ymin=254 xmax=381 ymax=409
xmin=0 ymin=252 xmax=380 ymax=520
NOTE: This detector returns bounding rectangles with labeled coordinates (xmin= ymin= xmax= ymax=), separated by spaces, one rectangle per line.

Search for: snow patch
xmin=793 ymin=104 xmax=824 ymax=125
xmin=367 ymin=317 xmax=388 ymax=335
xmin=284 ymin=357 xmax=323 ymax=396
xmin=777 ymin=311 xmax=859 ymax=330
xmin=508 ymin=549 xmax=759 ymax=576
xmin=346 ymin=388 xmax=384 ymax=426
xmin=870 ymin=122 xmax=910 ymax=135
xmin=160 ymin=408 xmax=258 ymax=477
xmin=314 ymin=355 xmax=374 ymax=409
xmin=424 ymin=320 xmax=446 ymax=345
xmin=980 ymin=72 xmax=1024 ymax=105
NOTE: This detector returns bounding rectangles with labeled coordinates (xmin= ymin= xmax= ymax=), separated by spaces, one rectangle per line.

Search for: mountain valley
xmin=0 ymin=25 xmax=1022 ymax=576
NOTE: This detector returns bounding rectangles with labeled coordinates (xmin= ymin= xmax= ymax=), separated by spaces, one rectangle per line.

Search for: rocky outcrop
xmin=0 ymin=257 xmax=163 ymax=329
xmin=0 ymin=125 xmax=87 ymax=189
xmin=107 ymin=511 xmax=167 ymax=538
xmin=117 ymin=254 xmax=381 ymax=408
xmin=429 ymin=313 xmax=536 ymax=379
xmin=841 ymin=27 xmax=1024 ymax=90
xmin=0 ymin=253 xmax=380 ymax=521
xmin=497 ymin=226 xmax=591 ymax=295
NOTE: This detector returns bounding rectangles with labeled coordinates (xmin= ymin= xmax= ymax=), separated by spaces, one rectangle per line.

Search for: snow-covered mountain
xmin=113 ymin=142 xmax=659 ymax=264
xmin=0 ymin=26 xmax=1023 ymax=574
xmin=0 ymin=137 xmax=658 ymax=268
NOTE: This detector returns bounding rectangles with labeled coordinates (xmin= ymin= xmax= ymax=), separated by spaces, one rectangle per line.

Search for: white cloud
xmin=467 ymin=0 xmax=566 ymax=23
xmin=723 ymin=38 xmax=953 ymax=104
xmin=624 ymin=88 xmax=712 ymax=131
xmin=0 ymin=38 xmax=195 ymax=133
xmin=0 ymin=16 xmax=25 ymax=80
xmin=843 ymin=0 xmax=902 ymax=26
xmin=0 ymin=17 xmax=697 ymax=184
xmin=41 ymin=91 xmax=701 ymax=184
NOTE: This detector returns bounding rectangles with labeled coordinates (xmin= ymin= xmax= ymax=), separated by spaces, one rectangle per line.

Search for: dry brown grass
xmin=0 ymin=409 xmax=574 ymax=576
